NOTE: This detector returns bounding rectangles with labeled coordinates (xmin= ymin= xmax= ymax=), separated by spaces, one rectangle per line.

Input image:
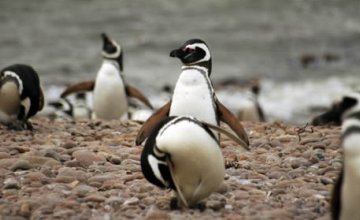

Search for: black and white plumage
xmin=136 ymin=39 xmax=249 ymax=147
xmin=330 ymin=92 xmax=360 ymax=220
xmin=48 ymin=93 xmax=91 ymax=120
xmin=0 ymin=64 xmax=44 ymax=130
xmin=141 ymin=116 xmax=248 ymax=209
xmin=60 ymin=33 xmax=153 ymax=120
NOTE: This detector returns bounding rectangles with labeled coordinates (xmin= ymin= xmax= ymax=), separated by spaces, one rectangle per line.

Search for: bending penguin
xmin=330 ymin=92 xmax=360 ymax=220
xmin=60 ymin=33 xmax=153 ymax=120
xmin=141 ymin=116 xmax=249 ymax=209
xmin=0 ymin=64 xmax=44 ymax=130
xmin=136 ymin=39 xmax=249 ymax=146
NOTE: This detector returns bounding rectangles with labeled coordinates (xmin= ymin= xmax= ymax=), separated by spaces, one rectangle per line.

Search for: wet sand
xmin=0 ymin=118 xmax=340 ymax=219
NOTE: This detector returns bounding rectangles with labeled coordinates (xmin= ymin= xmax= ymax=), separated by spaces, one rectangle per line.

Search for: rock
xmin=145 ymin=206 xmax=170 ymax=220
xmin=61 ymin=141 xmax=77 ymax=149
xmin=57 ymin=167 xmax=89 ymax=182
xmin=124 ymin=197 xmax=139 ymax=206
xmin=72 ymin=150 xmax=106 ymax=168
xmin=207 ymin=199 xmax=226 ymax=211
xmin=105 ymin=196 xmax=124 ymax=207
xmin=43 ymin=149 xmax=61 ymax=161
xmin=0 ymin=152 xmax=10 ymax=159
xmin=72 ymin=185 xmax=97 ymax=197
xmin=10 ymin=160 xmax=32 ymax=171
xmin=110 ymin=156 xmax=121 ymax=165
xmin=320 ymin=177 xmax=333 ymax=185
xmin=19 ymin=202 xmax=31 ymax=217
xmin=4 ymin=178 xmax=20 ymax=189
xmin=85 ymin=194 xmax=107 ymax=203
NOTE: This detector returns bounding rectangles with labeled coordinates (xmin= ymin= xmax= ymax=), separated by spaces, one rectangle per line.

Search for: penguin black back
xmin=140 ymin=116 xmax=176 ymax=190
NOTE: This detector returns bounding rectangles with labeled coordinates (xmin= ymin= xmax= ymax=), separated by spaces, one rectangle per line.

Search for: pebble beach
xmin=0 ymin=118 xmax=341 ymax=219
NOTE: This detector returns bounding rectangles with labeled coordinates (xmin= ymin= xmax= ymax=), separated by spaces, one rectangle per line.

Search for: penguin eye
xmin=184 ymin=47 xmax=194 ymax=53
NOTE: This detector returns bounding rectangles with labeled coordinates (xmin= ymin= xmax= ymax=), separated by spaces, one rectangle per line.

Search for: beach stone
xmin=110 ymin=156 xmax=121 ymax=165
xmin=145 ymin=207 xmax=170 ymax=220
xmin=124 ymin=197 xmax=139 ymax=206
xmin=85 ymin=194 xmax=107 ymax=203
xmin=105 ymin=196 xmax=124 ymax=207
xmin=207 ymin=199 xmax=226 ymax=211
xmin=53 ymin=209 xmax=76 ymax=218
xmin=61 ymin=141 xmax=77 ymax=149
xmin=57 ymin=167 xmax=89 ymax=182
xmin=10 ymin=160 xmax=32 ymax=171
xmin=18 ymin=202 xmax=31 ymax=217
xmin=43 ymin=149 xmax=61 ymax=161
xmin=0 ymin=152 xmax=10 ymax=159
xmin=4 ymin=178 xmax=20 ymax=189
xmin=72 ymin=185 xmax=97 ymax=197
xmin=72 ymin=150 xmax=106 ymax=168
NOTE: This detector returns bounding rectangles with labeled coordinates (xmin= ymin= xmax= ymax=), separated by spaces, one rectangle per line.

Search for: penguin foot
xmin=170 ymin=197 xmax=179 ymax=210
xmin=6 ymin=120 xmax=32 ymax=131
xmin=195 ymin=202 xmax=206 ymax=211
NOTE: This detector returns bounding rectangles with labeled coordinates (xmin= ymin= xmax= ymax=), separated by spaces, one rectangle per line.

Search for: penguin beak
xmin=169 ymin=48 xmax=185 ymax=59
xmin=101 ymin=33 xmax=112 ymax=46
xmin=101 ymin=32 xmax=118 ymax=55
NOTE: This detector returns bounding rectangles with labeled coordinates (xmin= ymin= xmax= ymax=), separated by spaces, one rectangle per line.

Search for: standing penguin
xmin=136 ymin=39 xmax=249 ymax=146
xmin=141 ymin=116 xmax=248 ymax=209
xmin=0 ymin=64 xmax=44 ymax=130
xmin=60 ymin=33 xmax=153 ymax=120
xmin=330 ymin=92 xmax=360 ymax=220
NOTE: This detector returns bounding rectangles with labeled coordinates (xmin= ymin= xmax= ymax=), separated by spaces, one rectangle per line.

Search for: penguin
xmin=0 ymin=64 xmax=44 ymax=130
xmin=48 ymin=93 xmax=91 ymax=120
xmin=141 ymin=116 xmax=249 ymax=209
xmin=311 ymin=97 xmax=343 ymax=126
xmin=60 ymin=33 xmax=153 ymax=120
xmin=136 ymin=39 xmax=249 ymax=147
xmin=330 ymin=92 xmax=360 ymax=220
xmin=237 ymin=81 xmax=266 ymax=122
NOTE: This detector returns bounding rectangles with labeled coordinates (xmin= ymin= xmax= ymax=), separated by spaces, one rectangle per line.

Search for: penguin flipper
xmin=331 ymin=169 xmax=343 ymax=220
xmin=60 ymin=81 xmax=95 ymax=98
xmin=125 ymin=84 xmax=153 ymax=109
xmin=202 ymin=122 xmax=250 ymax=150
xmin=135 ymin=101 xmax=171 ymax=145
xmin=167 ymin=156 xmax=189 ymax=209
xmin=216 ymin=100 xmax=250 ymax=147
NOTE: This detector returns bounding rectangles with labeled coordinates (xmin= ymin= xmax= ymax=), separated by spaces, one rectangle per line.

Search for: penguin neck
xmin=102 ymin=58 xmax=122 ymax=72
xmin=184 ymin=60 xmax=212 ymax=76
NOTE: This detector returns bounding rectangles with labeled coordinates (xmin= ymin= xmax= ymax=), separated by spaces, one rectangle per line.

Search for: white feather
xmin=170 ymin=67 xmax=216 ymax=125
xmin=93 ymin=60 xmax=128 ymax=120
xmin=156 ymin=118 xmax=224 ymax=207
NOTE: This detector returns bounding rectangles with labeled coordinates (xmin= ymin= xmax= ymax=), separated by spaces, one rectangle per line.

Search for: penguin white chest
xmin=341 ymin=134 xmax=360 ymax=220
xmin=156 ymin=119 xmax=225 ymax=207
xmin=170 ymin=69 xmax=216 ymax=124
xmin=93 ymin=62 xmax=128 ymax=120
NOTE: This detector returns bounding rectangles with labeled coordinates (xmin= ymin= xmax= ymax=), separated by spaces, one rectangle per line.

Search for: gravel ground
xmin=0 ymin=118 xmax=341 ymax=220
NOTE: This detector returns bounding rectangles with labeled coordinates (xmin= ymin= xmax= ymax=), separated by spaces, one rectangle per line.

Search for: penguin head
xmin=312 ymin=92 xmax=360 ymax=126
xmin=101 ymin=33 xmax=123 ymax=71
xmin=48 ymin=98 xmax=73 ymax=117
xmin=170 ymin=39 xmax=212 ymax=75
